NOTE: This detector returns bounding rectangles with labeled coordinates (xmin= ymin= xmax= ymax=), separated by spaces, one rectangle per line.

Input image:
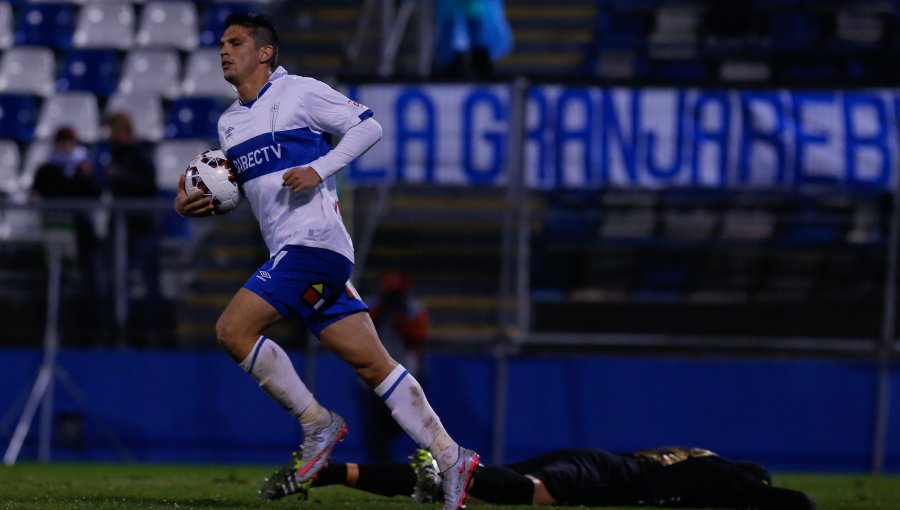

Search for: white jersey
xmin=218 ymin=67 xmax=373 ymax=261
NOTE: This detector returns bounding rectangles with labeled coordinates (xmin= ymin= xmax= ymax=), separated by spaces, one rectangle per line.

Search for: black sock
xmin=468 ymin=466 xmax=534 ymax=505
xmin=354 ymin=463 xmax=418 ymax=498
xmin=311 ymin=463 xmax=347 ymax=488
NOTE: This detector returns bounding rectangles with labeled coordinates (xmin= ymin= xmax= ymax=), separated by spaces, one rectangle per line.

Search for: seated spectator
xmin=32 ymin=127 xmax=106 ymax=343
xmin=98 ymin=112 xmax=163 ymax=345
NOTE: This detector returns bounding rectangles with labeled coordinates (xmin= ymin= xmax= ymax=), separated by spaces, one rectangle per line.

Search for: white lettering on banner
xmin=232 ymin=143 xmax=283 ymax=174
xmin=344 ymin=85 xmax=899 ymax=189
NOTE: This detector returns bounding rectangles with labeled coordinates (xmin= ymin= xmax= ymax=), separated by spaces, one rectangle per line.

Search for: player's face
xmin=220 ymin=25 xmax=265 ymax=85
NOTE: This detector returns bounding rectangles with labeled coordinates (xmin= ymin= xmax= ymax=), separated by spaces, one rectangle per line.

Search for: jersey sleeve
xmin=300 ymin=77 xmax=374 ymax=136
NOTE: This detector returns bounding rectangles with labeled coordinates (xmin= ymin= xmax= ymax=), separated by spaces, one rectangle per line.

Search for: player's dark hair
xmin=224 ymin=12 xmax=280 ymax=71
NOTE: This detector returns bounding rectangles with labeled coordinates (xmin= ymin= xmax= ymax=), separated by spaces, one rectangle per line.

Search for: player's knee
xmin=353 ymin=363 xmax=381 ymax=387
xmin=214 ymin=316 xmax=239 ymax=349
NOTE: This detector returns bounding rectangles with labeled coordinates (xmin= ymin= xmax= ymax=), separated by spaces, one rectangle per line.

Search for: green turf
xmin=0 ymin=463 xmax=898 ymax=510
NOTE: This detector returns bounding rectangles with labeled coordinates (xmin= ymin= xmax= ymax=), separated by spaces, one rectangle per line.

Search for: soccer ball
xmin=184 ymin=149 xmax=241 ymax=214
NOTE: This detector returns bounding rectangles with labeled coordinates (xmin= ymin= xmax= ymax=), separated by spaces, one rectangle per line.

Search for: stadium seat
xmin=0 ymin=47 xmax=55 ymax=97
xmin=594 ymin=11 xmax=651 ymax=50
xmin=649 ymin=58 xmax=710 ymax=83
xmin=0 ymin=139 xmax=21 ymax=195
xmin=118 ymin=49 xmax=182 ymax=99
xmin=767 ymin=10 xmax=822 ymax=52
xmin=0 ymin=95 xmax=37 ymax=141
xmin=73 ymin=3 xmax=135 ymax=49
xmin=14 ymin=3 xmax=75 ymax=49
xmin=164 ymin=97 xmax=225 ymax=140
xmin=0 ymin=2 xmax=13 ymax=49
xmin=57 ymin=49 xmax=120 ymax=96
xmin=181 ymin=49 xmax=237 ymax=98
xmin=153 ymin=139 xmax=209 ymax=192
xmin=199 ymin=3 xmax=255 ymax=46
xmin=136 ymin=1 xmax=199 ymax=50
xmin=106 ymin=93 xmax=165 ymax=142
xmin=35 ymin=92 xmax=100 ymax=143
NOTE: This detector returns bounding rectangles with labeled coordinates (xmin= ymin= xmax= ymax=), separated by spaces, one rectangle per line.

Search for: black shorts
xmin=506 ymin=448 xmax=646 ymax=506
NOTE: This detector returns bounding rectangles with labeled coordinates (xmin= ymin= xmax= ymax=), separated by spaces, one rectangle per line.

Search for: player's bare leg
xmin=218 ymin=289 xmax=346 ymax=490
xmin=320 ymin=311 xmax=480 ymax=510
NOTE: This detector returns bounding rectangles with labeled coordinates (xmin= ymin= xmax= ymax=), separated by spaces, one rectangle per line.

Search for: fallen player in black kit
xmin=274 ymin=446 xmax=814 ymax=509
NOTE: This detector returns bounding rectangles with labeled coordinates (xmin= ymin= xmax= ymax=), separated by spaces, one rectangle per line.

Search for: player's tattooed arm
xmin=175 ymin=174 xmax=216 ymax=217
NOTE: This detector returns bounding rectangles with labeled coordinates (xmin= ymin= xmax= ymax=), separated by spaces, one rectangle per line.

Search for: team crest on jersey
xmin=302 ymin=284 xmax=326 ymax=310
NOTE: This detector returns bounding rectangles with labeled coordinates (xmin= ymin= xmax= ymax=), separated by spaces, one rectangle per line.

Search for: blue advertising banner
xmin=345 ymin=84 xmax=899 ymax=189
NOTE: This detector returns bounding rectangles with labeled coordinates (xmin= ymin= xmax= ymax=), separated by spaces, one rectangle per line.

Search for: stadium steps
xmin=173 ymin=206 xmax=288 ymax=346
xmin=276 ymin=1 xmax=361 ymax=77
xmin=495 ymin=0 xmax=598 ymax=77
xmin=355 ymin=186 xmax=511 ymax=344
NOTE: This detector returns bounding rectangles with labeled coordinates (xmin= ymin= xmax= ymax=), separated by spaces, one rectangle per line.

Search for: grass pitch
xmin=1 ymin=463 xmax=898 ymax=510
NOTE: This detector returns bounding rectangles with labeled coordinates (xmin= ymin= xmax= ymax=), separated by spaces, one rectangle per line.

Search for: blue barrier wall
xmin=1 ymin=348 xmax=896 ymax=471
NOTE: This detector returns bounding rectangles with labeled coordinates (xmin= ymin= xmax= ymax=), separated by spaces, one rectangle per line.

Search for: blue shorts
xmin=242 ymin=245 xmax=368 ymax=337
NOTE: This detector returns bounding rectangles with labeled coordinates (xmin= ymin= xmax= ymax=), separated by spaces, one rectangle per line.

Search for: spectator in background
xmin=359 ymin=269 xmax=431 ymax=462
xmin=435 ymin=0 xmax=513 ymax=80
xmin=31 ymin=127 xmax=105 ymax=343
xmin=99 ymin=112 xmax=163 ymax=344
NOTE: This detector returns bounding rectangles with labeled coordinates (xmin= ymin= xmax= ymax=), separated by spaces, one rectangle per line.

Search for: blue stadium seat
xmin=767 ymin=10 xmax=822 ymax=52
xmin=779 ymin=61 xmax=839 ymax=84
xmin=57 ymin=50 xmax=120 ymax=96
xmin=199 ymin=3 xmax=256 ymax=46
xmin=14 ymin=3 xmax=76 ymax=49
xmin=751 ymin=0 xmax=799 ymax=9
xmin=164 ymin=98 xmax=225 ymax=140
xmin=0 ymin=95 xmax=37 ymax=141
xmin=597 ymin=0 xmax=663 ymax=11
xmin=594 ymin=11 xmax=651 ymax=50
xmin=649 ymin=58 xmax=710 ymax=83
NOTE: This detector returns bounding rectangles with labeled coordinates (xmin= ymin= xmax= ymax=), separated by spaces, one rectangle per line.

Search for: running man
xmin=174 ymin=12 xmax=478 ymax=510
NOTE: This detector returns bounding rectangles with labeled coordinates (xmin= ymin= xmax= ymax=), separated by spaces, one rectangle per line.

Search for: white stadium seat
xmin=0 ymin=139 xmax=20 ymax=195
xmin=73 ymin=3 xmax=135 ymax=49
xmin=0 ymin=47 xmax=55 ymax=97
xmin=118 ymin=49 xmax=182 ymax=99
xmin=136 ymin=1 xmax=199 ymax=51
xmin=105 ymin=93 xmax=165 ymax=142
xmin=181 ymin=49 xmax=236 ymax=98
xmin=35 ymin=92 xmax=100 ymax=143
xmin=0 ymin=2 xmax=13 ymax=49
xmin=153 ymin=139 xmax=210 ymax=192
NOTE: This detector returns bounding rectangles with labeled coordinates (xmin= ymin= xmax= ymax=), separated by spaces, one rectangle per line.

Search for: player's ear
xmin=259 ymin=45 xmax=274 ymax=66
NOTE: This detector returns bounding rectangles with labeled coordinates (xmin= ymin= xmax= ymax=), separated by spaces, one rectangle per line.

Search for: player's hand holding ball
xmin=176 ymin=149 xmax=241 ymax=217
xmin=176 ymin=173 xmax=215 ymax=217
xmin=281 ymin=166 xmax=321 ymax=192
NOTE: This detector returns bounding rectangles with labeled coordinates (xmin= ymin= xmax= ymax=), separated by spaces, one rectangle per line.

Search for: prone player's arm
xmin=175 ymin=174 xmax=216 ymax=217
xmin=281 ymin=117 xmax=383 ymax=192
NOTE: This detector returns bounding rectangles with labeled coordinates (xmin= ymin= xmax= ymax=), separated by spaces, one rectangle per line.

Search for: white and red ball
xmin=184 ymin=149 xmax=241 ymax=214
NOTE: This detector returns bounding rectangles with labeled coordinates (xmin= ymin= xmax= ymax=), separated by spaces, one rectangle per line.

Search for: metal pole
xmin=511 ymin=80 xmax=531 ymax=338
xmin=491 ymin=345 xmax=509 ymax=465
xmin=417 ymin=0 xmax=434 ymax=78
xmin=3 ymin=240 xmax=63 ymax=465
xmin=872 ymin=180 xmax=900 ymax=473
xmin=114 ymin=211 xmax=128 ymax=345
xmin=492 ymin=77 xmax=529 ymax=465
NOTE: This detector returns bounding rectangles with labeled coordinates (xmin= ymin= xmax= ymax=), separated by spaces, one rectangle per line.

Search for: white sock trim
xmin=374 ymin=364 xmax=409 ymax=399
xmin=239 ymin=335 xmax=267 ymax=373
